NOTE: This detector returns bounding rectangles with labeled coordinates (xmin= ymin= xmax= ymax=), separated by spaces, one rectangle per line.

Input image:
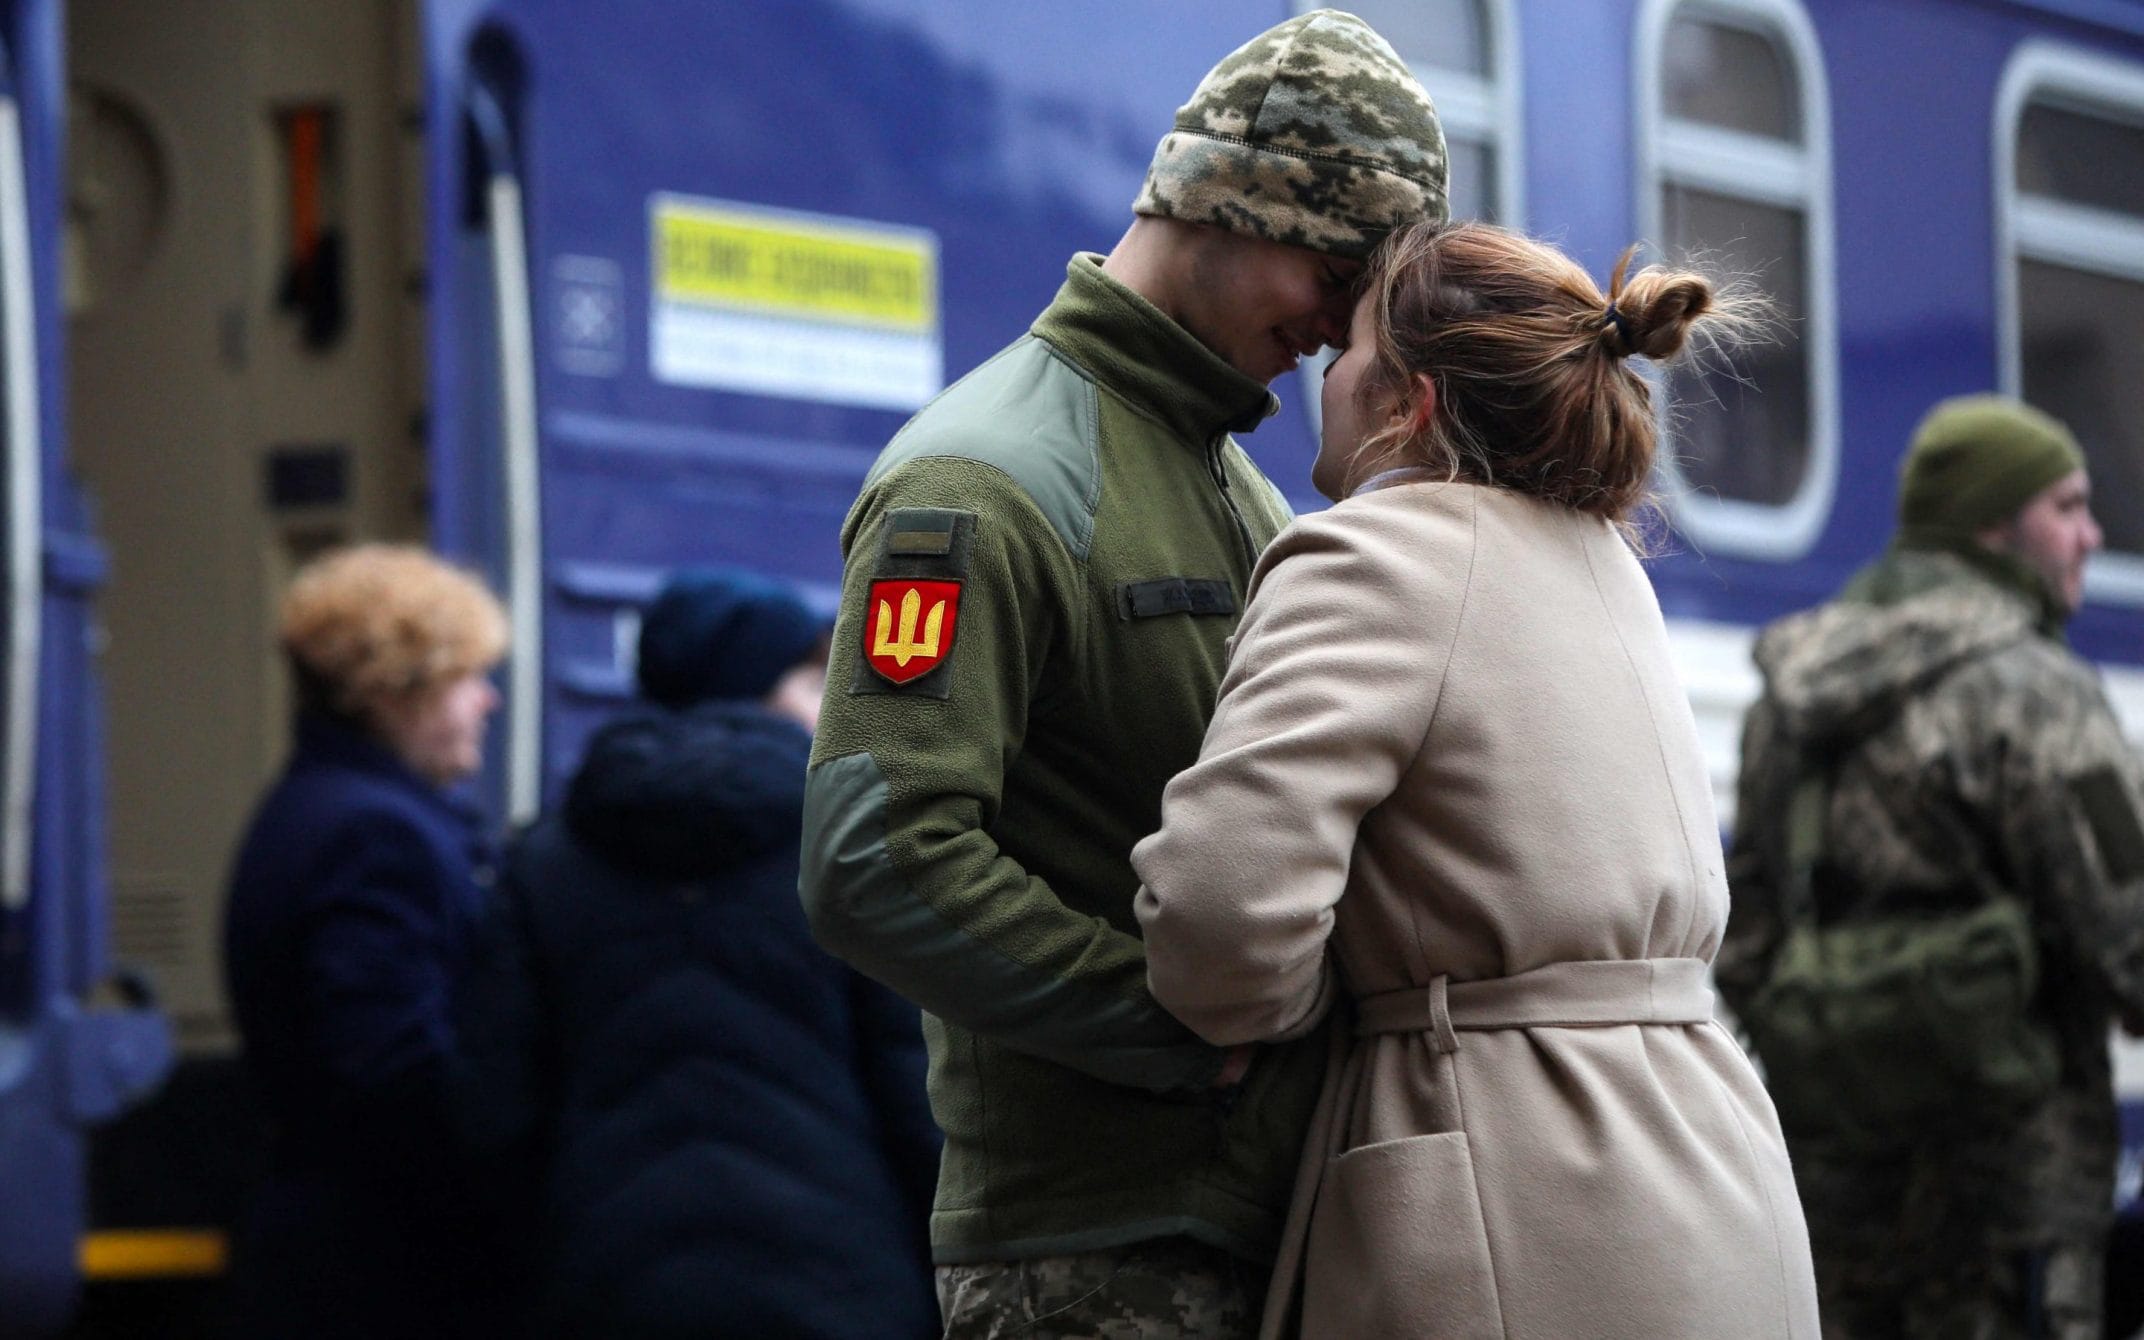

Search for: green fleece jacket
xmin=800 ymin=255 xmax=1330 ymax=1264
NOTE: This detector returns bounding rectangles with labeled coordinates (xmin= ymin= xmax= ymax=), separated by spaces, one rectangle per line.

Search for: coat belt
xmin=1353 ymin=957 xmax=1715 ymax=1053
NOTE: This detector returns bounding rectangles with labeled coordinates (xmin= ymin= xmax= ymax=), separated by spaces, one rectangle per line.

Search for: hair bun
xmin=1598 ymin=245 xmax=1717 ymax=362
xmin=1343 ymin=219 xmax=1765 ymax=525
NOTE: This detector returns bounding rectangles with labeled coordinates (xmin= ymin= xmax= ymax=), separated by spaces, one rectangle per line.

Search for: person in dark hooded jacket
xmin=455 ymin=566 xmax=940 ymax=1340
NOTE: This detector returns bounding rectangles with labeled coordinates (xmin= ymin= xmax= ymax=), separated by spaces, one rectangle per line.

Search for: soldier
xmin=1719 ymin=395 xmax=2144 ymax=1339
xmin=797 ymin=11 xmax=1447 ymax=1337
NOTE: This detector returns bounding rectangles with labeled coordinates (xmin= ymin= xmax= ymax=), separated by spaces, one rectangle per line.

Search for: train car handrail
xmin=465 ymin=83 xmax=542 ymax=826
xmin=0 ymin=49 xmax=40 ymax=915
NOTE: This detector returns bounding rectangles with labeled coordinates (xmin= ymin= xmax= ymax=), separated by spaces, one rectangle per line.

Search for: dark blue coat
xmin=455 ymin=702 xmax=941 ymax=1340
xmin=223 ymin=713 xmax=504 ymax=1339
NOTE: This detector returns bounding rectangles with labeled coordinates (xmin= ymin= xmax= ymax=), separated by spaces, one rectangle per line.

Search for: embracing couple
xmin=801 ymin=11 xmax=1821 ymax=1338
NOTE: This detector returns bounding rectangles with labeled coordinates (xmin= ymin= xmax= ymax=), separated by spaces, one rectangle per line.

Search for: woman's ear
xmin=1397 ymin=372 xmax=1438 ymax=433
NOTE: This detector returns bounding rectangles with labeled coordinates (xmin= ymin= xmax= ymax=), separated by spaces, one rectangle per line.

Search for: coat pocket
xmin=1301 ymin=1130 xmax=1504 ymax=1340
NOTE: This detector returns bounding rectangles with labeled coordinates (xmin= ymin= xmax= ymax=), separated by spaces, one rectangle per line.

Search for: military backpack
xmin=1739 ymin=683 xmax=2061 ymax=1153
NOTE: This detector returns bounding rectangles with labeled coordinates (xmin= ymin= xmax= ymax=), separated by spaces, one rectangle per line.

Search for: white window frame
xmin=1634 ymin=0 xmax=1838 ymax=561
xmin=1995 ymin=42 xmax=2144 ymax=606
xmin=1296 ymin=0 xmax=1524 ymax=442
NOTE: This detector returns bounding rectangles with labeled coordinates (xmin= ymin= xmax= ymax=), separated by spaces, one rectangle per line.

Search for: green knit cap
xmin=1896 ymin=395 xmax=2085 ymax=545
xmin=1132 ymin=10 xmax=1449 ymax=260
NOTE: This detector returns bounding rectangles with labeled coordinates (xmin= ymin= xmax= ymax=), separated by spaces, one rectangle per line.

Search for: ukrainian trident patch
xmin=865 ymin=578 xmax=961 ymax=685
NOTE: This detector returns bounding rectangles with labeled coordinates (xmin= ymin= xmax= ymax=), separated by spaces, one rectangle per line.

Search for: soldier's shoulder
xmin=1954 ymin=635 xmax=2104 ymax=703
xmin=864 ymin=335 xmax=1101 ymax=559
xmin=1934 ymin=636 xmax=2121 ymax=760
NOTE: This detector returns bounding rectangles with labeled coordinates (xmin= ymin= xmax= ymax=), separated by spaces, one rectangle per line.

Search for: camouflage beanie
xmin=1133 ymin=10 xmax=1449 ymax=260
xmin=1897 ymin=394 xmax=2085 ymax=545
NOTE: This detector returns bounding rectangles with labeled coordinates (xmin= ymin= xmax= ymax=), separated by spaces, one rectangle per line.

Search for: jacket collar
xmin=292 ymin=711 xmax=485 ymax=827
xmin=1029 ymin=254 xmax=1278 ymax=445
xmin=1853 ymin=539 xmax=2069 ymax=642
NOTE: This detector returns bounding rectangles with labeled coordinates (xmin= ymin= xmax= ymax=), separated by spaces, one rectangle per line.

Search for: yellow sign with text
xmin=654 ymin=199 xmax=937 ymax=333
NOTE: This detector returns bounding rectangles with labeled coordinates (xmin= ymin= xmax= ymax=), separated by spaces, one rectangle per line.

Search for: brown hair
xmin=1340 ymin=219 xmax=1763 ymax=524
xmin=280 ymin=544 xmax=508 ymax=722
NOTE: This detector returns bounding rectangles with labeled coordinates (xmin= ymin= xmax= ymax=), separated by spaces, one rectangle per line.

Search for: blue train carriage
xmin=1 ymin=0 xmax=2142 ymax=1335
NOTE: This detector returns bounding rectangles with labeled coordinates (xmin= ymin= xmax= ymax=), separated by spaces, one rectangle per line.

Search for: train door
xmin=0 ymin=0 xmax=177 ymax=1332
xmin=62 ymin=0 xmax=424 ymax=1326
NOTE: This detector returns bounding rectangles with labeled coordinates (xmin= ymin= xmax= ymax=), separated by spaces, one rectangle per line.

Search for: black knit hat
xmin=636 ymin=567 xmax=825 ymax=707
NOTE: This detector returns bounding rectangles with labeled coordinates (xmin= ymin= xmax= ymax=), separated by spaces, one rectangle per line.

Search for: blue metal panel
xmin=1523 ymin=0 xmax=1646 ymax=285
xmin=0 ymin=0 xmax=79 ymax=1325
xmin=0 ymin=0 xmax=168 ymax=1328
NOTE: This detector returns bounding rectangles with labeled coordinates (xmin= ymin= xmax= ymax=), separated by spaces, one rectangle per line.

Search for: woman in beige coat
xmin=1132 ymin=221 xmax=1820 ymax=1339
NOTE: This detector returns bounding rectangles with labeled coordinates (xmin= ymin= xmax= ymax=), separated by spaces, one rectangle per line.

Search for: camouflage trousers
xmin=935 ymin=1236 xmax=1266 ymax=1339
xmin=1812 ymin=1234 xmax=2101 ymax=1340
xmin=1796 ymin=1145 xmax=2105 ymax=1339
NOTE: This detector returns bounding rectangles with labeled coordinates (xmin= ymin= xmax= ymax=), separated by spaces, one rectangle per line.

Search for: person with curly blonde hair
xmin=1132 ymin=221 xmax=1819 ymax=1338
xmin=277 ymin=544 xmax=509 ymax=781
xmin=223 ymin=544 xmax=511 ymax=1339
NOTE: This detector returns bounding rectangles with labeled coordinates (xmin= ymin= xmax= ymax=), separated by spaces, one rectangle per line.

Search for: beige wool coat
xmin=1132 ymin=481 xmax=1820 ymax=1339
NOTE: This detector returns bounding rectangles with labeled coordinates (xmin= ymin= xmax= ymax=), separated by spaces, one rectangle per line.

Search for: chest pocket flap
xmin=1118 ymin=578 xmax=1237 ymax=619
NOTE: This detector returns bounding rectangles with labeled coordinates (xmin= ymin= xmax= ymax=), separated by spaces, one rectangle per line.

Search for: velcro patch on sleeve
xmin=1117 ymin=577 xmax=1238 ymax=619
xmin=888 ymin=529 xmax=954 ymax=557
xmin=849 ymin=508 xmax=977 ymax=700
xmin=2073 ymin=765 xmax=2144 ymax=884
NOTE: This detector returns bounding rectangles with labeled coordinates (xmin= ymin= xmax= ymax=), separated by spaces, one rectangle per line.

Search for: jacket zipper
xmin=1208 ymin=434 xmax=1258 ymax=574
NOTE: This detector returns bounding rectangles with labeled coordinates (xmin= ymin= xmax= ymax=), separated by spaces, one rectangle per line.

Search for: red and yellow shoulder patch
xmin=865 ymin=578 xmax=961 ymax=684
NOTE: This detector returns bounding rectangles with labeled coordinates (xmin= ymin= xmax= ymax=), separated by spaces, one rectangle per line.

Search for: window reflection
xmin=2017 ymin=103 xmax=2144 ymax=218
xmin=1663 ymin=17 xmax=1798 ymax=142
xmin=2020 ymin=262 xmax=2144 ymax=556
xmin=1345 ymin=0 xmax=1489 ymax=75
xmin=1662 ymin=187 xmax=1810 ymax=507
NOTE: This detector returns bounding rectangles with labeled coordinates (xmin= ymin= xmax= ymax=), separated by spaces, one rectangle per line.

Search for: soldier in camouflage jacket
xmin=1720 ymin=396 xmax=2144 ymax=1339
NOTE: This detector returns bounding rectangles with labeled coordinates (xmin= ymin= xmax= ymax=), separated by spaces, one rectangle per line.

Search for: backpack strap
xmin=1778 ymin=768 xmax=1829 ymax=929
xmin=1773 ymin=654 xmax=2012 ymax=930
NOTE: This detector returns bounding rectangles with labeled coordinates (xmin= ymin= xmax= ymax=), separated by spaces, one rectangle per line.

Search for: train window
xmin=2018 ymin=264 xmax=2144 ymax=557
xmin=1662 ymin=19 xmax=1796 ymax=141
xmin=1636 ymin=0 xmax=1837 ymax=559
xmin=2017 ymin=103 xmax=2144 ymax=219
xmin=1661 ymin=186 xmax=1810 ymax=506
xmin=1999 ymin=46 xmax=2144 ymax=598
